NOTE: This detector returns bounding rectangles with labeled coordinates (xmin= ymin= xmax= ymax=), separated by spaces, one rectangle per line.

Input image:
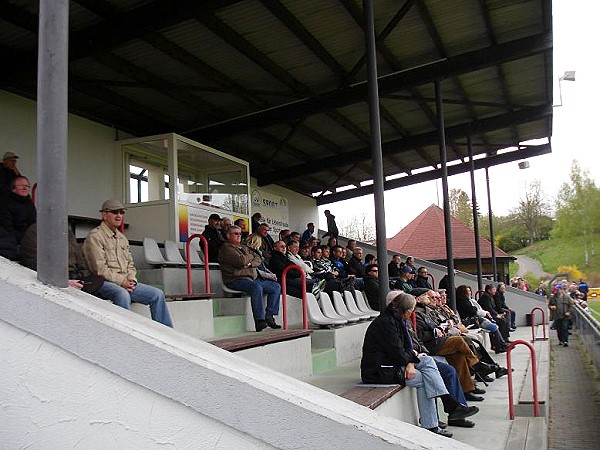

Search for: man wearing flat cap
xmin=0 ymin=151 xmax=22 ymax=199
xmin=201 ymin=212 xmax=225 ymax=262
xmin=83 ymin=199 xmax=173 ymax=327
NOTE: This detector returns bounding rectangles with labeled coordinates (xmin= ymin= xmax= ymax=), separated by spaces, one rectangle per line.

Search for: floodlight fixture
xmin=556 ymin=70 xmax=576 ymax=107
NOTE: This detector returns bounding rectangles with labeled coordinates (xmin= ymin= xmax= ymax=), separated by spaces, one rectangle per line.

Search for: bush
xmin=556 ymin=265 xmax=586 ymax=283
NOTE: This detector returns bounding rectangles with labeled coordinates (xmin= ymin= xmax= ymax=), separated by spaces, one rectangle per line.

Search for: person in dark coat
xmin=201 ymin=213 xmax=225 ymax=263
xmin=0 ymin=151 xmax=21 ymax=199
xmin=0 ymin=176 xmax=36 ymax=260
xmin=363 ymin=264 xmax=380 ymax=311
xmin=415 ymin=267 xmax=432 ymax=289
xmin=268 ymin=240 xmax=315 ymax=298
xmin=19 ymin=223 xmax=104 ymax=295
xmin=478 ymin=283 xmax=510 ymax=341
xmin=322 ymin=209 xmax=339 ymax=238
xmin=361 ymin=291 xmax=474 ymax=437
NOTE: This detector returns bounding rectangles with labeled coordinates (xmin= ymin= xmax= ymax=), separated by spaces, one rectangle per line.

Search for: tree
xmin=449 ymin=188 xmax=473 ymax=227
xmin=510 ymin=179 xmax=551 ymax=244
xmin=553 ymin=161 xmax=600 ymax=266
xmin=339 ymin=213 xmax=376 ymax=242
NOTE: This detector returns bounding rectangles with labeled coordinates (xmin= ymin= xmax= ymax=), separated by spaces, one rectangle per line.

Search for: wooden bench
xmin=165 ymin=293 xmax=215 ymax=300
xmin=209 ymin=329 xmax=312 ymax=352
xmin=341 ymin=384 xmax=404 ymax=409
xmin=505 ymin=416 xmax=547 ymax=450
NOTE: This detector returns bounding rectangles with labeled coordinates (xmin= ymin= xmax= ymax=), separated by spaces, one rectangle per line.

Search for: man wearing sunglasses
xmin=83 ymin=199 xmax=173 ymax=327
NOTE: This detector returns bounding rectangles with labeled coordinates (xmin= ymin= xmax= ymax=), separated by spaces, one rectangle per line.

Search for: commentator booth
xmin=117 ymin=132 xmax=250 ymax=244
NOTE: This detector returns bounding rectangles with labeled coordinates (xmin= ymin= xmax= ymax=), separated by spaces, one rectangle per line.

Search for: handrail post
xmin=530 ymin=306 xmax=547 ymax=341
xmin=281 ymin=265 xmax=308 ymax=330
xmin=185 ymin=234 xmax=211 ymax=296
xmin=506 ymin=340 xmax=540 ymax=419
xmin=475 ymin=290 xmax=484 ymax=301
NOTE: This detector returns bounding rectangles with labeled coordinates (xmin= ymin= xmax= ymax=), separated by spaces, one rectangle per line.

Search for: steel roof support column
xmin=485 ymin=166 xmax=498 ymax=282
xmin=435 ymin=79 xmax=456 ymax=310
xmin=36 ymin=0 xmax=69 ymax=287
xmin=363 ymin=0 xmax=389 ymax=310
xmin=468 ymin=134 xmax=483 ymax=291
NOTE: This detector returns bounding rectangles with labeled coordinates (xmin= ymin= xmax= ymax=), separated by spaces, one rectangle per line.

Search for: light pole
xmin=556 ymin=70 xmax=575 ymax=107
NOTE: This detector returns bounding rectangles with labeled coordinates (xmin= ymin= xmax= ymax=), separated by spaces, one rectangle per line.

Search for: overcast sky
xmin=318 ymin=0 xmax=599 ymax=238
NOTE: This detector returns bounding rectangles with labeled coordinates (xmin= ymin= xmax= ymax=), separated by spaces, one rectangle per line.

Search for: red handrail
xmin=474 ymin=289 xmax=484 ymax=301
xmin=185 ymin=234 xmax=211 ymax=296
xmin=530 ymin=306 xmax=548 ymax=342
xmin=506 ymin=340 xmax=540 ymax=419
xmin=427 ymin=273 xmax=436 ymax=290
xmin=411 ymin=311 xmax=417 ymax=332
xmin=31 ymin=182 xmax=37 ymax=204
xmin=280 ymin=265 xmax=307 ymax=330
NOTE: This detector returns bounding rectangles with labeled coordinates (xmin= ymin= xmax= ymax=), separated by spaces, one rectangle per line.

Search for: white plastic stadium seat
xmin=354 ymin=291 xmax=380 ymax=317
xmin=341 ymin=291 xmax=372 ymax=320
xmin=164 ymin=240 xmax=186 ymax=264
xmin=143 ymin=237 xmax=177 ymax=266
xmin=291 ymin=293 xmax=347 ymax=328
xmin=319 ymin=292 xmax=359 ymax=323
xmin=332 ymin=291 xmax=368 ymax=321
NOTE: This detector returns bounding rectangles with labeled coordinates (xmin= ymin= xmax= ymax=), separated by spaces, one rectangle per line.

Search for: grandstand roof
xmin=0 ymin=1 xmax=552 ymax=203
xmin=387 ymin=204 xmax=511 ymax=261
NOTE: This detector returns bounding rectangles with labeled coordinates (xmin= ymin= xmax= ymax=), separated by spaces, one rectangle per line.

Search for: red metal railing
xmin=530 ymin=306 xmax=548 ymax=342
xmin=185 ymin=234 xmax=211 ymax=296
xmin=506 ymin=340 xmax=540 ymax=419
xmin=411 ymin=311 xmax=417 ymax=332
xmin=475 ymin=290 xmax=484 ymax=301
xmin=31 ymin=182 xmax=37 ymax=204
xmin=280 ymin=265 xmax=308 ymax=330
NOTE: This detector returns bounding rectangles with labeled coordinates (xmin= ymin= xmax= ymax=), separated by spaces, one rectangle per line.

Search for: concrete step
xmin=312 ymin=348 xmax=337 ymax=374
xmin=213 ymin=314 xmax=247 ymax=338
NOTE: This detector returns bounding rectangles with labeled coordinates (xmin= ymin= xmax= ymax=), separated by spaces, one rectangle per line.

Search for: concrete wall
xmin=251 ymin=179 xmax=319 ymax=236
xmin=0 ymin=258 xmax=473 ymax=450
xmin=1 ymin=90 xmax=317 ymax=241
xmin=1 ymin=90 xmax=120 ymax=217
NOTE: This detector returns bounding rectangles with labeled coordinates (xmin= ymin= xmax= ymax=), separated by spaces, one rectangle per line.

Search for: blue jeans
xmin=404 ymin=355 xmax=448 ymax=429
xmin=227 ymin=278 xmax=281 ymax=321
xmin=98 ymin=281 xmax=173 ymax=327
xmin=434 ymin=359 xmax=467 ymax=406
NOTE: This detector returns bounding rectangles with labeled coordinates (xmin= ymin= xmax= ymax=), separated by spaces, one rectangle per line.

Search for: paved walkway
xmin=548 ymin=331 xmax=600 ymax=449
xmin=513 ymin=254 xmax=551 ymax=279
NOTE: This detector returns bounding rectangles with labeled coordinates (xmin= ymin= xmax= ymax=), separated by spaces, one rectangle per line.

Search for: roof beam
xmin=257 ymin=104 xmax=552 ymax=186
xmin=0 ymin=0 xmax=244 ymax=85
xmin=192 ymin=32 xmax=552 ymax=141
xmin=315 ymin=143 xmax=552 ymax=205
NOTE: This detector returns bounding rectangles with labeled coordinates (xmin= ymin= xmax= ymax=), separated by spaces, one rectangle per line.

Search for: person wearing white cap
xmin=0 ymin=151 xmax=22 ymax=199
xmin=83 ymin=199 xmax=173 ymax=327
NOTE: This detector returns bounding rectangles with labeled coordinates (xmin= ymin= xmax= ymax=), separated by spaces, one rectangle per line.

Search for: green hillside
xmin=515 ymin=234 xmax=600 ymax=286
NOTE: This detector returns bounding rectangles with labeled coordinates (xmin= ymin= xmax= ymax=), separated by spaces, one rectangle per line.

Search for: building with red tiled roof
xmin=387 ymin=204 xmax=514 ymax=282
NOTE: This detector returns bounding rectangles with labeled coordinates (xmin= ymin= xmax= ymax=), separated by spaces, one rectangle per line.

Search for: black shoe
xmin=448 ymin=405 xmax=479 ymax=421
xmin=265 ymin=316 xmax=281 ymax=329
xmin=438 ymin=420 xmax=447 ymax=429
xmin=464 ymin=392 xmax=484 ymax=402
xmin=448 ymin=418 xmax=475 ymax=428
xmin=495 ymin=346 xmax=508 ymax=354
xmin=563 ymin=342 xmax=569 ymax=347
xmin=428 ymin=427 xmax=453 ymax=438
xmin=495 ymin=367 xmax=509 ymax=378
xmin=471 ymin=387 xmax=486 ymax=394
xmin=255 ymin=320 xmax=268 ymax=332
xmin=473 ymin=361 xmax=496 ymax=376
